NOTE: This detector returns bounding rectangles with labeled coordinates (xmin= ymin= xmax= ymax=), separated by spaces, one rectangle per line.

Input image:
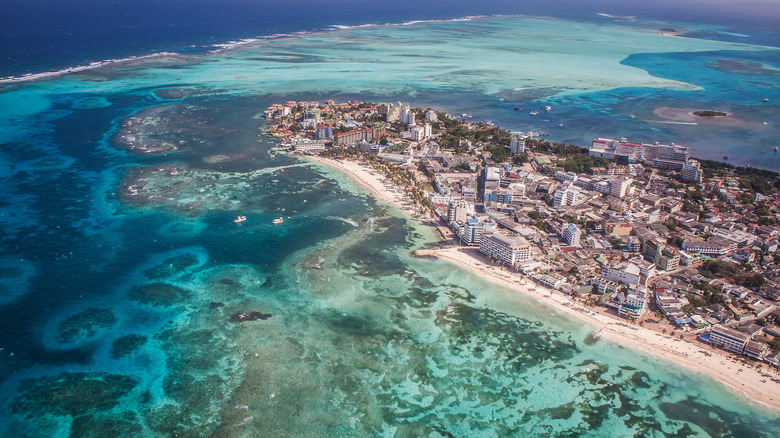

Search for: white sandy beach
xmin=304 ymin=154 xmax=429 ymax=218
xmin=420 ymin=247 xmax=780 ymax=411
xmin=303 ymin=153 xmax=780 ymax=411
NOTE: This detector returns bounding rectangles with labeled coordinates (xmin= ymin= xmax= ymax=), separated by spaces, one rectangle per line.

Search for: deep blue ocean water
xmin=1 ymin=1 xmax=780 ymax=437
xmin=3 ymin=0 xmax=779 ymax=78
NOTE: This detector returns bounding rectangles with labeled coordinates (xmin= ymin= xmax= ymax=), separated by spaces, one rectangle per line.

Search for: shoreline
xmin=302 ymin=152 xmax=780 ymax=412
xmin=421 ymin=247 xmax=780 ymax=412
xmin=301 ymin=154 xmax=430 ymax=219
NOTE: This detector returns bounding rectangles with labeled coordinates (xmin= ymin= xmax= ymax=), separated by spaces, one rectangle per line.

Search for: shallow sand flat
xmin=202 ymin=154 xmax=230 ymax=163
xmin=653 ymin=106 xmax=761 ymax=128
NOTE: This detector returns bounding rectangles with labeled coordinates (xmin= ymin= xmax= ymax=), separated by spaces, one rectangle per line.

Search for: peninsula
xmin=263 ymin=98 xmax=780 ymax=410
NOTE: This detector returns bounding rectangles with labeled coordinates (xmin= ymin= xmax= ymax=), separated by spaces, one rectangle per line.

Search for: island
xmin=693 ymin=110 xmax=729 ymax=117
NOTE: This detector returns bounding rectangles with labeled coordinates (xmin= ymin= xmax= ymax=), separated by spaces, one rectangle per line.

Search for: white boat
xmin=529 ymin=110 xmax=539 ymax=116
xmin=545 ymin=105 xmax=552 ymax=111
xmin=234 ymin=216 xmax=247 ymax=223
xmin=272 ymin=217 xmax=284 ymax=224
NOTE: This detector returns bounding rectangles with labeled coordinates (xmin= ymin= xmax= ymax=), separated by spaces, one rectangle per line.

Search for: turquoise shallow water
xmin=0 ymin=15 xmax=779 ymax=437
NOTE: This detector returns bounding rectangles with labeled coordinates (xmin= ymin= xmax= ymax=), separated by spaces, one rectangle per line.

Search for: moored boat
xmin=272 ymin=217 xmax=283 ymax=224
xmin=234 ymin=215 xmax=247 ymax=223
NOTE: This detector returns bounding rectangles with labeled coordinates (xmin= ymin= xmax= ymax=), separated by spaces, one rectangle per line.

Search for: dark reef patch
xmin=153 ymin=87 xmax=200 ymax=100
xmin=10 ymin=372 xmax=138 ymax=417
xmin=111 ymin=334 xmax=148 ymax=359
xmin=231 ymin=311 xmax=272 ymax=322
xmin=112 ymin=104 xmax=237 ymax=154
xmin=128 ymin=282 xmax=191 ymax=306
xmin=708 ymin=59 xmax=780 ymax=76
xmin=56 ymin=308 xmax=117 ymax=343
xmin=660 ymin=397 xmax=767 ymax=438
xmin=70 ymin=413 xmax=143 ymax=438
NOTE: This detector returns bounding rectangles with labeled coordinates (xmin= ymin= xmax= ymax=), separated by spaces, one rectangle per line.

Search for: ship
xmin=233 ymin=215 xmax=247 ymax=223
xmin=272 ymin=217 xmax=284 ymax=224
xmin=529 ymin=110 xmax=539 ymax=116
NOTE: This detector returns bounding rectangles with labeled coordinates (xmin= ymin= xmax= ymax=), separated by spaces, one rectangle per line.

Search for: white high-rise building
xmin=400 ymin=108 xmax=416 ymax=125
xmin=553 ymin=184 xmax=583 ymax=207
xmin=410 ymin=123 xmax=432 ymax=141
xmin=682 ymin=160 xmax=703 ymax=182
xmin=609 ymin=178 xmax=632 ymax=198
xmin=594 ymin=180 xmax=610 ymax=194
xmin=459 ymin=217 xmax=497 ymax=245
xmin=410 ymin=125 xmax=423 ymax=141
xmin=447 ymin=199 xmax=468 ymax=224
xmin=561 ymin=223 xmax=581 ymax=247
xmin=425 ymin=110 xmax=438 ymax=122
xmin=510 ymin=136 xmax=525 ymax=154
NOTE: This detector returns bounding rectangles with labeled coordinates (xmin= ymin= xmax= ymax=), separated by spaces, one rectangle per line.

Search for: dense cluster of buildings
xmin=264 ymin=99 xmax=780 ymax=367
xmin=431 ymin=135 xmax=780 ymax=366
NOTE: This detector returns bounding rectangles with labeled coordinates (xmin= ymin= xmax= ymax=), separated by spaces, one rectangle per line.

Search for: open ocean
xmin=1 ymin=1 xmax=780 ymax=436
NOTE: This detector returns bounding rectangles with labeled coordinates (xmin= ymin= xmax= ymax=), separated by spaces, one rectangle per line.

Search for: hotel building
xmin=601 ymin=262 xmax=641 ymax=286
xmin=709 ymin=324 xmax=749 ymax=354
xmin=589 ymin=137 xmax=690 ymax=170
xmin=619 ymin=286 xmax=648 ymax=319
xmin=479 ymin=233 xmax=531 ymax=266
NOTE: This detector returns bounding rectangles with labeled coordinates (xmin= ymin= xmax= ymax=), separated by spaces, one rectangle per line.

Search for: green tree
xmin=513 ymin=153 xmax=529 ymax=165
xmin=742 ymin=274 xmax=765 ymax=289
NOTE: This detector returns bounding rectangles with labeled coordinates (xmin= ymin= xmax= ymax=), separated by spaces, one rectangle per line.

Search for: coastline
xmin=301 ymin=154 xmax=430 ymax=219
xmin=302 ymin=152 xmax=780 ymax=412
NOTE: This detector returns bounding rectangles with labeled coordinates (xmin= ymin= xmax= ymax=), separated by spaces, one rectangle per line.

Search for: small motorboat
xmin=272 ymin=217 xmax=283 ymax=224
xmin=234 ymin=216 xmax=247 ymax=223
